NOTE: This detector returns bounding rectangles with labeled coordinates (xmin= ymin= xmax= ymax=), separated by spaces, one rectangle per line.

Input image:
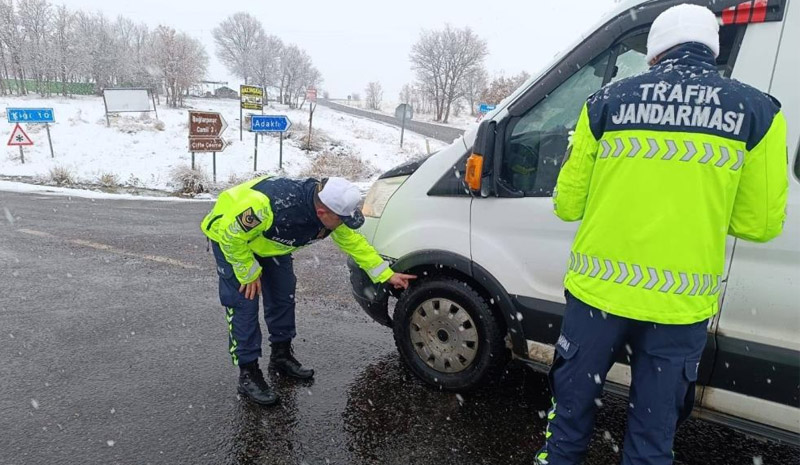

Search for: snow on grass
xmin=0 ymin=95 xmax=446 ymax=196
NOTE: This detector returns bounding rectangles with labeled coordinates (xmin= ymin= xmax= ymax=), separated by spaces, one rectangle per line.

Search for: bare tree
xmin=18 ymin=0 xmax=51 ymax=95
xmin=72 ymin=11 xmax=117 ymax=93
xmin=293 ymin=64 xmax=321 ymax=108
xmin=365 ymin=81 xmax=383 ymax=111
xmin=51 ymin=5 xmax=76 ymax=96
xmin=0 ymin=0 xmax=27 ymax=94
xmin=460 ymin=65 xmax=488 ymax=116
xmin=151 ymin=25 xmax=207 ymax=107
xmin=213 ymin=12 xmax=263 ymax=85
xmin=481 ymin=71 xmax=530 ymax=106
xmin=278 ymin=44 xmax=304 ymax=105
xmin=399 ymin=83 xmax=413 ymax=104
xmin=410 ymin=25 xmax=488 ymax=123
xmin=251 ymin=34 xmax=282 ymax=102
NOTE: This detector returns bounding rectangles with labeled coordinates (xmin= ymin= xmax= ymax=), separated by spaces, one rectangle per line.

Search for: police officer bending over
xmin=202 ymin=176 xmax=416 ymax=406
xmin=536 ymin=4 xmax=788 ymax=465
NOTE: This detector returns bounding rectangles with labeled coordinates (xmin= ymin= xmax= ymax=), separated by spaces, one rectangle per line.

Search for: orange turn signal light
xmin=465 ymin=154 xmax=484 ymax=191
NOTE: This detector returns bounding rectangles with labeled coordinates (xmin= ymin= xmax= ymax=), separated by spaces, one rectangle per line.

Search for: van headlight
xmin=362 ymin=176 xmax=409 ymax=218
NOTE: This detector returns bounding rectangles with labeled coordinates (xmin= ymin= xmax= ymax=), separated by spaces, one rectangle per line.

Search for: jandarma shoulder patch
xmin=236 ymin=208 xmax=262 ymax=232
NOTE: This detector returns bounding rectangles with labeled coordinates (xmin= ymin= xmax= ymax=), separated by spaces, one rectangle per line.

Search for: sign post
xmin=188 ymin=111 xmax=228 ymax=181
xmin=7 ymin=123 xmax=33 ymax=164
xmin=305 ymin=89 xmax=318 ymax=151
xmin=240 ymin=85 xmax=264 ymax=141
xmin=8 ymin=108 xmax=55 ymax=158
xmin=250 ymin=115 xmax=292 ymax=171
xmin=395 ymin=104 xmax=413 ymax=148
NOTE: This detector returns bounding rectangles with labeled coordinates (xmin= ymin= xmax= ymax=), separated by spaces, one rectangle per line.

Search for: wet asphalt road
xmin=317 ymin=100 xmax=466 ymax=144
xmin=0 ymin=190 xmax=798 ymax=465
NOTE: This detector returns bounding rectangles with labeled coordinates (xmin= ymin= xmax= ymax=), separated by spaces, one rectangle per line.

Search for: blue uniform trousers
xmin=536 ymin=292 xmax=708 ymax=465
xmin=212 ymin=242 xmax=297 ymax=366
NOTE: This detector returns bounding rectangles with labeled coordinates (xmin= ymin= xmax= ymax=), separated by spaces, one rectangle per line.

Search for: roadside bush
xmin=97 ymin=172 xmax=119 ymax=188
xmin=170 ymin=166 xmax=209 ymax=195
xmin=299 ymin=150 xmax=377 ymax=181
xmin=49 ymin=165 xmax=75 ymax=186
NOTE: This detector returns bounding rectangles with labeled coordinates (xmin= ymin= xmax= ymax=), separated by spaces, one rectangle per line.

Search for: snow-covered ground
xmin=0 ymin=95 xmax=446 ymax=195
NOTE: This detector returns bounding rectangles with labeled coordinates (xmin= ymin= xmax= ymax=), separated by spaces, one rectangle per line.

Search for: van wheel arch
xmin=390 ymin=250 xmax=527 ymax=356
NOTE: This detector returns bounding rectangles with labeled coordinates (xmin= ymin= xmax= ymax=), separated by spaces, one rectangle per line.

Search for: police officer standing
xmin=202 ymin=176 xmax=416 ymax=406
xmin=536 ymin=4 xmax=788 ymax=464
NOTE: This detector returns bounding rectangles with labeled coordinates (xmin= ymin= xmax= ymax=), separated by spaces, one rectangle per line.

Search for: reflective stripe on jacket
xmin=553 ymin=43 xmax=788 ymax=325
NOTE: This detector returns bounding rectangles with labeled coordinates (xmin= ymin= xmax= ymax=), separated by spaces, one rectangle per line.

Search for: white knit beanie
xmin=646 ymin=4 xmax=720 ymax=64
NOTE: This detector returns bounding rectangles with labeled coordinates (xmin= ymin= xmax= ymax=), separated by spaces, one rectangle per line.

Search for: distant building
xmin=215 ymin=86 xmax=238 ymax=99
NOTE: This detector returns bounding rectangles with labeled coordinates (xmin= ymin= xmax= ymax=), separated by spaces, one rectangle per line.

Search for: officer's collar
xmin=306 ymin=180 xmax=326 ymax=228
xmin=653 ymin=42 xmax=717 ymax=71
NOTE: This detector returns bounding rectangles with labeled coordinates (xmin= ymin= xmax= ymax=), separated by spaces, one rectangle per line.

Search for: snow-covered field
xmin=0 ymin=95 xmax=446 ymax=196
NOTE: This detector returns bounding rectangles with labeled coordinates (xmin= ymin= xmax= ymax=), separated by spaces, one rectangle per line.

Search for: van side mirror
xmin=464 ymin=120 xmax=496 ymax=196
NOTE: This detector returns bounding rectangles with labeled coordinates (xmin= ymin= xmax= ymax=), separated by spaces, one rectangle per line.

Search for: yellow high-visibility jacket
xmin=201 ymin=177 xmax=394 ymax=285
xmin=554 ymin=44 xmax=788 ymax=325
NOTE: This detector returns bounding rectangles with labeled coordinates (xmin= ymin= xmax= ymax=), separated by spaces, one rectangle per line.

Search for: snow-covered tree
xmin=365 ymin=81 xmax=383 ymax=111
xmin=250 ymin=34 xmax=282 ymax=102
xmin=151 ymin=25 xmax=207 ymax=107
xmin=410 ymin=25 xmax=488 ymax=123
xmin=213 ymin=12 xmax=263 ymax=85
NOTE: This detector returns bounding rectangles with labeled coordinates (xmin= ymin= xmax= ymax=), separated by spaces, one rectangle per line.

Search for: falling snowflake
xmin=594 ymin=398 xmax=604 ymax=407
xmin=3 ymin=207 xmax=14 ymax=225
xmin=31 ymin=399 xmax=40 ymax=409
xmin=594 ymin=374 xmax=602 ymax=384
xmin=107 ymin=440 xmax=115 ymax=447
xmin=455 ymin=394 xmax=465 ymax=405
xmin=752 ymin=457 xmax=763 ymax=465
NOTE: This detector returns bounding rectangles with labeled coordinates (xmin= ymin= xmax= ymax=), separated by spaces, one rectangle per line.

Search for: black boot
xmin=269 ymin=342 xmax=315 ymax=380
xmin=238 ymin=361 xmax=279 ymax=406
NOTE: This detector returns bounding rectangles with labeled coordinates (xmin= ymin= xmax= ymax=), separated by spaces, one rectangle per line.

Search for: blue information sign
xmin=478 ymin=103 xmax=496 ymax=114
xmin=7 ymin=108 xmax=55 ymax=124
xmin=251 ymin=115 xmax=292 ymax=133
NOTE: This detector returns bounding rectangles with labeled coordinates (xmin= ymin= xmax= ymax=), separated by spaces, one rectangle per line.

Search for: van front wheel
xmin=392 ymin=278 xmax=507 ymax=391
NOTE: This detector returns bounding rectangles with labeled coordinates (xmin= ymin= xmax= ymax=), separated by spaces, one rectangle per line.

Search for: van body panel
xmin=371 ymin=137 xmax=472 ymax=261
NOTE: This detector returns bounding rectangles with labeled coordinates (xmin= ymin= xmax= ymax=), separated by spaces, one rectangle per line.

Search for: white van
xmin=348 ymin=0 xmax=799 ymax=446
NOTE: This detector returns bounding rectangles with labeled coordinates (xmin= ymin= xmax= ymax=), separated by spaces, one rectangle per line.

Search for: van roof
xmin=487 ymin=0 xmax=761 ymax=121
xmin=487 ymin=0 xmax=653 ymax=118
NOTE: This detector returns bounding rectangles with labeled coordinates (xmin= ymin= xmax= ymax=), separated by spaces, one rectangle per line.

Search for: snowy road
xmin=1 ymin=191 xmax=798 ymax=464
xmin=319 ymin=99 xmax=467 ymax=144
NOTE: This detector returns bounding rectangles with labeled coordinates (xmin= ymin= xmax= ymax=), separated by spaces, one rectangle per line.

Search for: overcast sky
xmin=56 ymin=0 xmax=619 ymax=101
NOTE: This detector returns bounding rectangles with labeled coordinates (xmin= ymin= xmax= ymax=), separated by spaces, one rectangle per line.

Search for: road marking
xmin=17 ymin=228 xmax=52 ymax=238
xmin=18 ymin=229 xmax=202 ymax=270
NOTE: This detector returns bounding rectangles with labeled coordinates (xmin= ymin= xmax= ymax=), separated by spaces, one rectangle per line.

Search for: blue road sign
xmin=479 ymin=103 xmax=496 ymax=114
xmin=251 ymin=115 xmax=292 ymax=133
xmin=7 ymin=108 xmax=55 ymax=124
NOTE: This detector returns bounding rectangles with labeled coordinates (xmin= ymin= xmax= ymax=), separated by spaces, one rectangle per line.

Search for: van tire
xmin=393 ymin=277 xmax=507 ymax=391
